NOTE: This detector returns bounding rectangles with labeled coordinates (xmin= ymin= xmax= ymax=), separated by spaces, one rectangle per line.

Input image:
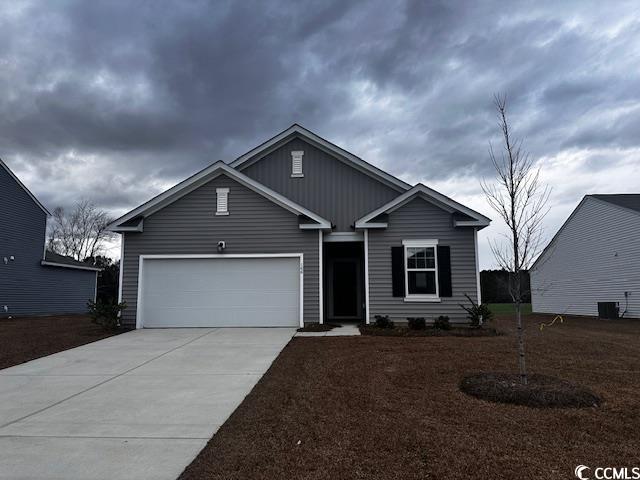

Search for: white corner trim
xmin=474 ymin=228 xmax=482 ymax=304
xmin=318 ymin=230 xmax=323 ymax=324
xmin=364 ymin=229 xmax=371 ymax=325
xmin=135 ymin=256 xmax=144 ymax=329
xmin=94 ymin=271 xmax=98 ymax=302
xmin=134 ymin=253 xmax=305 ymax=329
xmin=117 ymin=233 xmax=124 ymax=304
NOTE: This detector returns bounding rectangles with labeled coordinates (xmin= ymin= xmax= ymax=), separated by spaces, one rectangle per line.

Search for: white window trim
xmin=216 ymin=187 xmax=229 ymax=215
xmin=291 ymin=150 xmax=304 ymax=178
xmin=402 ymin=239 xmax=440 ymax=302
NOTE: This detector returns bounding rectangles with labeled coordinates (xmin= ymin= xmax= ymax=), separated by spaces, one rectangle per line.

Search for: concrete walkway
xmin=0 ymin=328 xmax=294 ymax=480
xmin=295 ymin=323 xmax=362 ymax=337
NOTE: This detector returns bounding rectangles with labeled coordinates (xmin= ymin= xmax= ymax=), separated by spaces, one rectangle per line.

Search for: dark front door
xmin=332 ymin=259 xmax=360 ymax=317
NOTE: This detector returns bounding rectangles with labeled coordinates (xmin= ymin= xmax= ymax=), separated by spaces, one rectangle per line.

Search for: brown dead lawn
xmin=0 ymin=315 xmax=121 ymax=370
xmin=180 ymin=313 xmax=640 ymax=480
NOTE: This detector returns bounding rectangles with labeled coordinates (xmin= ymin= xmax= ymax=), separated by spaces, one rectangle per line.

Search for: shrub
xmin=434 ymin=315 xmax=451 ymax=330
xmin=407 ymin=317 xmax=426 ymax=330
xmin=87 ymin=299 xmax=126 ymax=330
xmin=459 ymin=293 xmax=494 ymax=326
xmin=374 ymin=315 xmax=394 ymax=329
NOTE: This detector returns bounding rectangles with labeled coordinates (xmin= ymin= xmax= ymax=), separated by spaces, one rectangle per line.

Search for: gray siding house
xmin=531 ymin=194 xmax=640 ymax=318
xmin=108 ymin=125 xmax=490 ymax=328
xmin=0 ymin=160 xmax=100 ymax=317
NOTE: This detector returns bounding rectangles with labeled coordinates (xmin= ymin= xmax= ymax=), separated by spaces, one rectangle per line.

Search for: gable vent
xmin=216 ymin=188 xmax=229 ymax=215
xmin=291 ymin=151 xmax=304 ymax=178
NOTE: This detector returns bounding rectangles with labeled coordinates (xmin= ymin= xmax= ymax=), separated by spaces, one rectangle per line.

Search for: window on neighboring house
xmin=403 ymin=240 xmax=438 ymax=299
xmin=216 ymin=188 xmax=229 ymax=215
xmin=291 ymin=150 xmax=304 ymax=177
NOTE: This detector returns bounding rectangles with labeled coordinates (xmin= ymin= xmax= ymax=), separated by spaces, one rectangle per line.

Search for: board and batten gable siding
xmin=240 ymin=138 xmax=402 ymax=231
xmin=120 ymin=173 xmax=319 ymax=327
xmin=531 ymin=197 xmax=640 ymax=318
xmin=0 ymin=165 xmax=96 ymax=316
xmin=367 ymin=198 xmax=478 ymax=323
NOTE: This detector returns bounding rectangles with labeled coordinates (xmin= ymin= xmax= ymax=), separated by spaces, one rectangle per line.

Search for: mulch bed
xmin=297 ymin=323 xmax=341 ymax=332
xmin=460 ymin=372 xmax=601 ymax=408
xmin=0 ymin=315 xmax=123 ymax=370
xmin=180 ymin=313 xmax=640 ymax=479
xmin=359 ymin=325 xmax=501 ymax=337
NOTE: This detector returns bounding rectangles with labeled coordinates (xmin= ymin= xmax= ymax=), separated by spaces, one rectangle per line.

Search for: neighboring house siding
xmin=240 ymin=138 xmax=402 ymax=231
xmin=531 ymin=197 xmax=640 ymax=318
xmin=0 ymin=166 xmax=96 ymax=316
xmin=121 ymin=173 xmax=319 ymax=327
xmin=368 ymin=198 xmax=478 ymax=323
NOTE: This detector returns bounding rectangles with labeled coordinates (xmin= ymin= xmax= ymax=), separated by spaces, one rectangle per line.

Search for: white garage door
xmin=139 ymin=256 xmax=301 ymax=327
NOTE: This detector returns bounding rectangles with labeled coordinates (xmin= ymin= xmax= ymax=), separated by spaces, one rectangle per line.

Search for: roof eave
xmin=355 ymin=185 xmax=491 ymax=228
xmin=107 ymin=161 xmax=331 ymax=232
xmin=41 ymin=260 xmax=102 ymax=272
xmin=0 ymin=159 xmax=51 ymax=216
xmin=230 ymin=124 xmax=412 ymax=192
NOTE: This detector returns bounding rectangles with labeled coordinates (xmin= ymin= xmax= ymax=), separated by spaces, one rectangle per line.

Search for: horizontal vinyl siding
xmin=0 ymin=165 xmax=96 ymax=316
xmin=531 ymin=197 xmax=640 ymax=318
xmin=241 ymin=138 xmax=402 ymax=232
xmin=121 ymin=174 xmax=319 ymax=327
xmin=368 ymin=198 xmax=478 ymax=323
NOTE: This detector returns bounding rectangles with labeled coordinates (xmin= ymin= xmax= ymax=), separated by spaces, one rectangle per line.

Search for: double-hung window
xmin=403 ymin=239 xmax=439 ymax=300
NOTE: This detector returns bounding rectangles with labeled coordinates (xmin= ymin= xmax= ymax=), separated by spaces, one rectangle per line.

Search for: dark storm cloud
xmin=1 ymin=0 xmax=639 ymax=217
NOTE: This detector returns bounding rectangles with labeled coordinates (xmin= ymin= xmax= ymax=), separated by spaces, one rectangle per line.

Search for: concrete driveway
xmin=0 ymin=328 xmax=294 ymax=480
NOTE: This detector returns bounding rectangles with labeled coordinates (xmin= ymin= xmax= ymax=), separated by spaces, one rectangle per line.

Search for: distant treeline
xmin=480 ymin=269 xmax=531 ymax=304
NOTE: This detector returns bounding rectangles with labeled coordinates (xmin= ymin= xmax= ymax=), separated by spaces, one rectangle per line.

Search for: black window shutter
xmin=391 ymin=247 xmax=405 ymax=297
xmin=437 ymin=245 xmax=452 ymax=297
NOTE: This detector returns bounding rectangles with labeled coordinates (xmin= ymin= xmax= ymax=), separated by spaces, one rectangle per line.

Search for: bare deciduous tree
xmin=47 ymin=199 xmax=115 ymax=262
xmin=481 ymin=94 xmax=550 ymax=385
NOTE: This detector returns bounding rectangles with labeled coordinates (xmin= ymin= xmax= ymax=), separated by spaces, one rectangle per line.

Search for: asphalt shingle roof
xmin=44 ymin=251 xmax=100 ymax=270
xmin=589 ymin=194 xmax=640 ymax=214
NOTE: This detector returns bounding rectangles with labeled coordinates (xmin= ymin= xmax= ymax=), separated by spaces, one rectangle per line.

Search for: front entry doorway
xmin=324 ymin=242 xmax=364 ymax=322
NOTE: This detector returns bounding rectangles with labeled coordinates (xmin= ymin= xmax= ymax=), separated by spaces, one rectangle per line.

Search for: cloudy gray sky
xmin=2 ymin=0 xmax=639 ymax=267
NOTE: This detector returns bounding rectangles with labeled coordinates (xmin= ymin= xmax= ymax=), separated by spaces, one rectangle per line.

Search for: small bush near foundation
xmin=87 ymin=300 xmax=126 ymax=331
xmin=374 ymin=315 xmax=394 ymax=329
xmin=434 ymin=315 xmax=451 ymax=330
xmin=407 ymin=317 xmax=426 ymax=330
xmin=460 ymin=373 xmax=601 ymax=408
xmin=460 ymin=294 xmax=494 ymax=326
xmin=359 ymin=325 xmax=501 ymax=337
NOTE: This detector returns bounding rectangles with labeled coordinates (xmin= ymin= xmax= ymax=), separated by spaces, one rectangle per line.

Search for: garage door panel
xmin=140 ymin=257 xmax=300 ymax=327
xmin=143 ymin=290 xmax=296 ymax=309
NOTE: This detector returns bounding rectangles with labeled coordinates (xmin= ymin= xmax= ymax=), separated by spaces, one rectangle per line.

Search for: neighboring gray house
xmin=531 ymin=194 xmax=640 ymax=318
xmin=0 ymin=159 xmax=100 ymax=317
xmin=108 ymin=125 xmax=490 ymax=328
